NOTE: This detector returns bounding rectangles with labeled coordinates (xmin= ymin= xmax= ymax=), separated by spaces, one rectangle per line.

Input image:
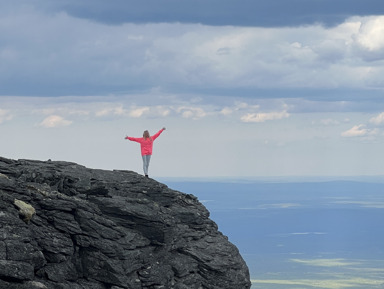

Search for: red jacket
xmin=126 ymin=129 xmax=164 ymax=156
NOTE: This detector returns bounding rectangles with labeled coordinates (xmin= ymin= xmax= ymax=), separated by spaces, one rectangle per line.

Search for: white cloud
xmin=370 ymin=112 xmax=384 ymax=125
xmin=175 ymin=106 xmax=207 ymax=119
xmin=291 ymin=258 xmax=358 ymax=267
xmin=95 ymin=106 xmax=128 ymax=117
xmin=353 ymin=16 xmax=384 ymax=52
xmin=113 ymin=106 xmax=125 ymax=116
xmin=153 ymin=106 xmax=171 ymax=117
xmin=95 ymin=108 xmax=115 ymax=117
xmin=220 ymin=107 xmax=233 ymax=116
xmin=341 ymin=124 xmax=378 ymax=137
xmin=320 ymin=118 xmax=340 ymax=126
xmin=39 ymin=115 xmax=72 ymax=128
xmin=220 ymin=102 xmax=259 ymax=116
xmin=27 ymin=101 xmax=91 ymax=119
xmin=234 ymin=102 xmax=250 ymax=110
xmin=257 ymin=203 xmax=300 ymax=209
xmin=0 ymin=109 xmax=13 ymax=124
xmin=129 ymin=107 xmax=150 ymax=118
xmin=334 ymin=200 xmax=384 ymax=209
xmin=1 ymin=95 xmax=384 ymax=177
xmin=95 ymin=105 xmax=170 ymax=119
xmin=341 ymin=124 xmax=367 ymax=137
xmin=241 ymin=111 xmax=289 ymax=123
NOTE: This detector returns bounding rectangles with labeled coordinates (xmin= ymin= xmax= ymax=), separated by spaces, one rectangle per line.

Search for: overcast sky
xmin=1 ymin=0 xmax=384 ymax=178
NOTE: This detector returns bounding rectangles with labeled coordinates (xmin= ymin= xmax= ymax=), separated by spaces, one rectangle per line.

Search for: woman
xmin=125 ymin=128 xmax=166 ymax=177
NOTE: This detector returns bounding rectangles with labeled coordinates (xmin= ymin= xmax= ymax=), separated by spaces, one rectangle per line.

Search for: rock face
xmin=0 ymin=157 xmax=251 ymax=289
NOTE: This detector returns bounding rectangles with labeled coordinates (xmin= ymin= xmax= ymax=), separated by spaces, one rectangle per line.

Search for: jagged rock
xmin=0 ymin=157 xmax=251 ymax=289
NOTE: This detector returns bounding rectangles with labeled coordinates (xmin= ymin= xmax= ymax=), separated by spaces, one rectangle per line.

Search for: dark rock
xmin=0 ymin=157 xmax=251 ymax=289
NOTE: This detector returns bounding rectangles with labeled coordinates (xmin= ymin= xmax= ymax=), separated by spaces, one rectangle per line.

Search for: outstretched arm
xmin=125 ymin=136 xmax=141 ymax=142
xmin=151 ymin=128 xmax=166 ymax=141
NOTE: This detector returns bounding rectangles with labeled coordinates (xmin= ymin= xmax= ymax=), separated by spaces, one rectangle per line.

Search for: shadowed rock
xmin=0 ymin=157 xmax=251 ymax=289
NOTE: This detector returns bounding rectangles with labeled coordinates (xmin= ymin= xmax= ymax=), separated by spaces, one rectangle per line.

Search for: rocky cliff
xmin=0 ymin=157 xmax=251 ymax=289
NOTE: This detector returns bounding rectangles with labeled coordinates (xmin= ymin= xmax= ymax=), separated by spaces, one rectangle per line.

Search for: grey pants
xmin=142 ymin=155 xmax=151 ymax=175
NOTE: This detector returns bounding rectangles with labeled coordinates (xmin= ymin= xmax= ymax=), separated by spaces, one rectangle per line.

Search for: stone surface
xmin=0 ymin=157 xmax=251 ymax=289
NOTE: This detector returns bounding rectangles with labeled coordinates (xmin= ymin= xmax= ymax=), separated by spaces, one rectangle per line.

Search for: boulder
xmin=13 ymin=199 xmax=36 ymax=223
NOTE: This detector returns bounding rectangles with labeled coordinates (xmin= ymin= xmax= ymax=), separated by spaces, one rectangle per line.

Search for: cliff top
xmin=0 ymin=157 xmax=250 ymax=289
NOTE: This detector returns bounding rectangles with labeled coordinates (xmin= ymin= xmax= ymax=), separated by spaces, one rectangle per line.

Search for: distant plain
xmin=162 ymin=178 xmax=384 ymax=289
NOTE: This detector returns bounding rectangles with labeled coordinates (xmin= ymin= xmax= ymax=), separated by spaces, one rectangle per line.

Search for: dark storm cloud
xmin=1 ymin=0 xmax=384 ymax=104
xmin=46 ymin=0 xmax=384 ymax=27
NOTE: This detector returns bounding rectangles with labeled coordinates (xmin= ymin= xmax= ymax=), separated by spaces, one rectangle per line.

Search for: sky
xmin=1 ymin=0 xmax=384 ymax=178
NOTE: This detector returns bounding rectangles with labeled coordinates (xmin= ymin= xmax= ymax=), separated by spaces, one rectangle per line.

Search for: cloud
xmin=256 ymin=203 xmax=300 ymax=209
xmin=334 ymin=200 xmax=384 ymax=208
xmin=220 ymin=102 xmax=258 ymax=116
xmin=341 ymin=125 xmax=365 ymax=137
xmin=128 ymin=107 xmax=150 ymax=118
xmin=241 ymin=111 xmax=290 ymax=123
xmin=95 ymin=105 xmax=166 ymax=119
xmin=219 ymin=107 xmax=233 ymax=116
xmin=340 ymin=111 xmax=384 ymax=139
xmin=1 ymin=4 xmax=384 ymax=101
xmin=175 ymin=106 xmax=207 ymax=119
xmin=320 ymin=118 xmax=341 ymax=126
xmin=291 ymin=258 xmax=359 ymax=267
xmin=39 ymin=115 xmax=72 ymax=128
xmin=2 ymin=95 xmax=297 ymax=125
xmin=341 ymin=124 xmax=378 ymax=137
xmin=95 ymin=107 xmax=120 ymax=117
xmin=251 ymin=277 xmax=384 ymax=289
xmin=95 ymin=106 xmax=138 ymax=118
xmin=290 ymin=232 xmax=327 ymax=235
xmin=370 ymin=112 xmax=384 ymax=125
xmin=151 ymin=106 xmax=171 ymax=117
xmin=0 ymin=109 xmax=13 ymax=124
xmin=94 ymin=104 xmax=172 ymax=119
xmin=26 ymin=0 xmax=384 ymax=27
xmin=353 ymin=16 xmax=384 ymax=54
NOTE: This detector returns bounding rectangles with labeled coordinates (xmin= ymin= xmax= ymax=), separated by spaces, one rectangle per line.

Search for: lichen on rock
xmin=14 ymin=199 xmax=36 ymax=223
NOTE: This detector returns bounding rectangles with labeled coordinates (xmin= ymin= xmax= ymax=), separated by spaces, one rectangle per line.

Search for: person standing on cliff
xmin=125 ymin=128 xmax=166 ymax=178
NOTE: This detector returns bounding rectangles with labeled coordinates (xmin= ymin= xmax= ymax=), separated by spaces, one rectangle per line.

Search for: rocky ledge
xmin=0 ymin=157 xmax=251 ymax=289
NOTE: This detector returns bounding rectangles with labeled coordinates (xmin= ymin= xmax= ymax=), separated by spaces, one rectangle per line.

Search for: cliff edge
xmin=0 ymin=157 xmax=251 ymax=289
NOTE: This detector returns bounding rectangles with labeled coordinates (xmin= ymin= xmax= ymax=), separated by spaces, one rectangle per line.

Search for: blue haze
xmin=161 ymin=178 xmax=384 ymax=289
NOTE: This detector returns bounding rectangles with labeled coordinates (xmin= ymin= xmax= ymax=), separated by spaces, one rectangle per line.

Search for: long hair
xmin=143 ymin=130 xmax=152 ymax=140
